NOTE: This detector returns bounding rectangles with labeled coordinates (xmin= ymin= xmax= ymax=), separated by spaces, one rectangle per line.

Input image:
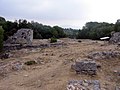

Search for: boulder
xmin=109 ymin=32 xmax=120 ymax=44
xmin=0 ymin=53 xmax=11 ymax=59
xmin=67 ymin=80 xmax=101 ymax=90
xmin=71 ymin=59 xmax=97 ymax=75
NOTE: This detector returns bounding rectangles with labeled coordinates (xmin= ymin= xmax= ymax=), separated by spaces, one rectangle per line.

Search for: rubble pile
xmin=67 ymin=80 xmax=101 ymax=90
xmin=88 ymin=51 xmax=120 ymax=60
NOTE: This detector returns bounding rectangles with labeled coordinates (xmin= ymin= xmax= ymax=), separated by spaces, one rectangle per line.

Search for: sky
xmin=0 ymin=0 xmax=120 ymax=29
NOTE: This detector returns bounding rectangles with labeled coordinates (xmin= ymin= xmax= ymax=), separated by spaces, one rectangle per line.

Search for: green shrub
xmin=50 ymin=37 xmax=57 ymax=43
xmin=24 ymin=60 xmax=37 ymax=65
xmin=78 ymin=40 xmax=82 ymax=42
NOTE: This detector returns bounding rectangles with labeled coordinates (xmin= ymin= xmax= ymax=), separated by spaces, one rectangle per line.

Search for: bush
xmin=24 ymin=60 xmax=37 ymax=65
xmin=78 ymin=40 xmax=82 ymax=42
xmin=50 ymin=37 xmax=57 ymax=43
xmin=0 ymin=26 xmax=4 ymax=52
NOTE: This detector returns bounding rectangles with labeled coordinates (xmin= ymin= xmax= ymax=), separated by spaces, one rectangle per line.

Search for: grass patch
xmin=24 ymin=60 xmax=37 ymax=65
xmin=50 ymin=37 xmax=57 ymax=43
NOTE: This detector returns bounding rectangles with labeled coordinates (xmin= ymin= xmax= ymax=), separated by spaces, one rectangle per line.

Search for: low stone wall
xmin=3 ymin=42 xmax=66 ymax=51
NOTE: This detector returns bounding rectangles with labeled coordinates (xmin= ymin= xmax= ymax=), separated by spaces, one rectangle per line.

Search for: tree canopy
xmin=0 ymin=17 xmax=66 ymax=40
xmin=1 ymin=16 xmax=120 ymax=40
xmin=77 ymin=22 xmax=115 ymax=40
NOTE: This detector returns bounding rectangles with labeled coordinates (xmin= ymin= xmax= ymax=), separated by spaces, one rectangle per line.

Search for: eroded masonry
xmin=5 ymin=29 xmax=33 ymax=45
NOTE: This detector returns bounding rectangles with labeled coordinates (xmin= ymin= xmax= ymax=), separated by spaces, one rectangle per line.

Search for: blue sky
xmin=0 ymin=0 xmax=120 ymax=29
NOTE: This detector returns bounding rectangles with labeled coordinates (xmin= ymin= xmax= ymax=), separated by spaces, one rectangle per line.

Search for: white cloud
xmin=0 ymin=0 xmax=120 ymax=29
xmin=83 ymin=0 xmax=120 ymax=23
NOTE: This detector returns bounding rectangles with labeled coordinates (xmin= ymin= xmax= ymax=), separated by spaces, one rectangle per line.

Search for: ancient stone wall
xmin=5 ymin=29 xmax=33 ymax=45
xmin=109 ymin=32 xmax=120 ymax=44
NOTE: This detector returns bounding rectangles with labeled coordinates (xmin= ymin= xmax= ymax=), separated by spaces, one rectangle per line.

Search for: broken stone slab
xmin=71 ymin=59 xmax=97 ymax=75
xmin=67 ymin=80 xmax=101 ymax=90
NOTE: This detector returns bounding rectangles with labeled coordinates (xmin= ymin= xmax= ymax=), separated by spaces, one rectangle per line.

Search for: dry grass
xmin=0 ymin=38 xmax=119 ymax=90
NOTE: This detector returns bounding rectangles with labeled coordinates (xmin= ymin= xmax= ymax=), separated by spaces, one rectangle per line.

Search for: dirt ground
xmin=0 ymin=38 xmax=120 ymax=90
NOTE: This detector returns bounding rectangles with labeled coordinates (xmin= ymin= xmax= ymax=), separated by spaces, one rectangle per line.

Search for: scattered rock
xmin=0 ymin=53 xmax=11 ymax=59
xmin=51 ymin=73 xmax=56 ymax=77
xmin=88 ymin=51 xmax=120 ymax=60
xmin=0 ymin=61 xmax=23 ymax=77
xmin=34 ymin=58 xmax=45 ymax=65
xmin=24 ymin=75 xmax=28 ymax=77
xmin=113 ymin=70 xmax=120 ymax=76
xmin=11 ymin=61 xmax=23 ymax=71
xmin=116 ymin=86 xmax=120 ymax=90
xmin=96 ymin=63 xmax=101 ymax=69
xmin=67 ymin=80 xmax=101 ymax=90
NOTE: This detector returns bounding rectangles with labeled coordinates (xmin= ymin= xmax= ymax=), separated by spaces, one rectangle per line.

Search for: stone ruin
xmin=5 ymin=29 xmax=33 ymax=45
xmin=0 ymin=61 xmax=23 ymax=77
xmin=67 ymin=80 xmax=101 ymax=90
xmin=88 ymin=51 xmax=120 ymax=60
xmin=116 ymin=86 xmax=120 ymax=90
xmin=109 ymin=32 xmax=120 ymax=44
xmin=71 ymin=59 xmax=97 ymax=75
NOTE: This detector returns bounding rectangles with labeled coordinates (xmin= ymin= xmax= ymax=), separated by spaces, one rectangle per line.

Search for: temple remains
xmin=5 ymin=29 xmax=33 ymax=45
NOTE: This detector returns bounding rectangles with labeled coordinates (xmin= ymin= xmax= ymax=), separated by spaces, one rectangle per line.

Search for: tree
xmin=53 ymin=26 xmax=66 ymax=38
xmin=0 ymin=17 xmax=6 ymax=22
xmin=0 ymin=26 xmax=4 ymax=51
xmin=114 ymin=19 xmax=120 ymax=32
xmin=77 ymin=22 xmax=114 ymax=40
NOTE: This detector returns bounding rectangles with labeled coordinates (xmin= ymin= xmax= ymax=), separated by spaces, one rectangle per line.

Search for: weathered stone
xmin=67 ymin=80 xmax=101 ymax=90
xmin=5 ymin=29 xmax=33 ymax=45
xmin=11 ymin=61 xmax=23 ymax=71
xmin=0 ymin=53 xmax=11 ymax=59
xmin=0 ymin=61 xmax=23 ymax=77
xmin=113 ymin=70 xmax=120 ymax=76
xmin=109 ymin=32 xmax=120 ymax=44
xmin=88 ymin=51 xmax=120 ymax=60
xmin=71 ymin=59 xmax=97 ymax=75
xmin=116 ymin=86 xmax=120 ymax=90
